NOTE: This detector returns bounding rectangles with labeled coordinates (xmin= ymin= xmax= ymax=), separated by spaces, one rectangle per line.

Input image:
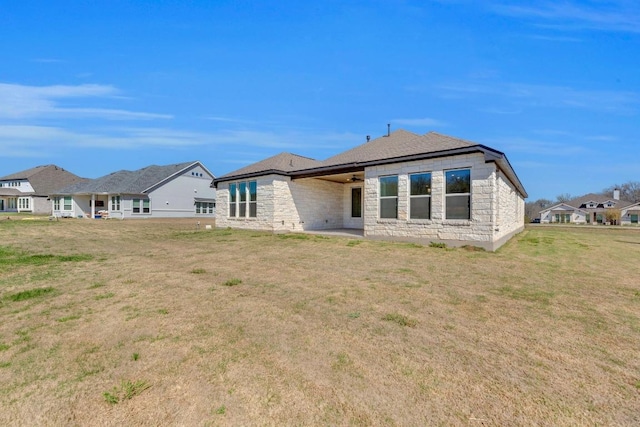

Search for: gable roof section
xmin=215 ymin=153 xmax=322 ymax=181
xmin=0 ymin=165 xmax=86 ymax=196
xmin=567 ymin=193 xmax=634 ymax=209
xmin=56 ymin=161 xmax=203 ymax=195
xmin=540 ymin=203 xmax=587 ymax=214
xmin=213 ymin=130 xmax=527 ymax=198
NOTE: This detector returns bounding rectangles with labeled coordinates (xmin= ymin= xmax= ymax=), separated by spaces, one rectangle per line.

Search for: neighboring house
xmin=539 ymin=191 xmax=638 ymax=225
xmin=213 ymin=130 xmax=527 ymax=251
xmin=51 ymin=161 xmax=216 ymax=219
xmin=0 ymin=165 xmax=86 ymax=215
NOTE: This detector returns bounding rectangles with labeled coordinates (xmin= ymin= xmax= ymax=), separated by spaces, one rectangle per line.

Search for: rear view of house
xmin=51 ymin=161 xmax=216 ymax=219
xmin=0 ymin=165 xmax=86 ymax=215
xmin=213 ymin=130 xmax=527 ymax=251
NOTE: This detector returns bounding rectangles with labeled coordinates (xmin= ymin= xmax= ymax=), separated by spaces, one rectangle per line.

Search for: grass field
xmin=1 ymin=219 xmax=639 ymax=426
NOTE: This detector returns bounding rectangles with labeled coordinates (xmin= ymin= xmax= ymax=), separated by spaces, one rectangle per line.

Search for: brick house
xmin=212 ymin=130 xmax=527 ymax=251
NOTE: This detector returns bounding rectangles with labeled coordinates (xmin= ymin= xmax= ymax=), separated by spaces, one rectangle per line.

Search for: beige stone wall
xmin=364 ymin=153 xmax=501 ymax=248
xmin=494 ymin=170 xmax=525 ymax=241
xmin=216 ymin=174 xmax=343 ymax=231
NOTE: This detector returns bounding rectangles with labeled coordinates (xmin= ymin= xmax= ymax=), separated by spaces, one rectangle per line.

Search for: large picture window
xmin=445 ymin=169 xmax=471 ymax=220
xmin=63 ymin=196 xmax=72 ymax=211
xmin=229 ymin=180 xmax=257 ymax=218
xmin=410 ymin=173 xmax=431 ymax=219
xmin=379 ymin=176 xmax=398 ymax=219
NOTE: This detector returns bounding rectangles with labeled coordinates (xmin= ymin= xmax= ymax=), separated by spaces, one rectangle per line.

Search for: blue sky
xmin=1 ymin=0 xmax=638 ymax=201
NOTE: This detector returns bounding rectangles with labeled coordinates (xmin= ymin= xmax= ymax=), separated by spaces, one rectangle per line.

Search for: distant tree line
xmin=524 ymin=180 xmax=640 ymax=222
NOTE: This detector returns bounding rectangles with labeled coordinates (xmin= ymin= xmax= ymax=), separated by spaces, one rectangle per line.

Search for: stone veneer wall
xmin=216 ymin=174 xmax=344 ymax=232
xmin=493 ymin=170 xmax=525 ymax=247
xmin=363 ymin=152 xmax=519 ymax=250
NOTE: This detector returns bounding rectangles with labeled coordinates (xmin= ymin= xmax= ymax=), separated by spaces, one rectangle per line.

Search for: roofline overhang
xmin=212 ymin=145 xmax=528 ymax=198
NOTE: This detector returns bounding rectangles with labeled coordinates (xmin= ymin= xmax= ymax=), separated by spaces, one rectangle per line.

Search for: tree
xmin=555 ymin=193 xmax=572 ymax=203
xmin=525 ymin=198 xmax=553 ymax=222
xmin=602 ymin=181 xmax=640 ymax=203
xmin=605 ymin=209 xmax=621 ymax=225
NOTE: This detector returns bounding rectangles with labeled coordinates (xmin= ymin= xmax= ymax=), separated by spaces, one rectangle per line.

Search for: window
xmin=249 ymin=180 xmax=257 ymax=217
xmin=132 ymin=199 xmax=149 ymax=214
xmin=410 ymin=173 xmax=431 ymax=219
xmin=195 ymin=202 xmax=215 ymax=214
xmin=53 ymin=197 xmax=60 ymax=210
xmin=18 ymin=197 xmax=30 ymax=210
xmin=228 ymin=180 xmax=257 ymax=218
xmin=239 ymin=181 xmax=247 ymax=217
xmin=379 ymin=176 xmax=398 ymax=219
xmin=351 ymin=187 xmax=362 ymax=218
xmin=229 ymin=183 xmax=237 ymax=217
xmin=63 ymin=196 xmax=72 ymax=211
xmin=445 ymin=169 xmax=471 ymax=220
xmin=8 ymin=198 xmax=17 ymax=209
xmin=111 ymin=196 xmax=121 ymax=211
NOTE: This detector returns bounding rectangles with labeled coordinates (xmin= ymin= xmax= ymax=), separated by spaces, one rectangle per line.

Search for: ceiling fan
xmin=347 ymin=175 xmax=363 ymax=182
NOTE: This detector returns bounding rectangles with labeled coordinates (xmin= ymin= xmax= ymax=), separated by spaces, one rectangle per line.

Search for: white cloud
xmin=492 ymin=1 xmax=640 ymax=33
xmin=0 ymin=83 xmax=171 ymax=120
xmin=439 ymin=82 xmax=639 ymax=114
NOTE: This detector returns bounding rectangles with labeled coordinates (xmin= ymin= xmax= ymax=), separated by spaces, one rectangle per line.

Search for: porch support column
xmin=91 ymin=194 xmax=96 ymax=219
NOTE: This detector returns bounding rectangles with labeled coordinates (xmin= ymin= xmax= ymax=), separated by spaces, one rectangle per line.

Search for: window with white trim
xmin=410 ymin=172 xmax=431 ymax=219
xmin=445 ymin=169 xmax=471 ymax=220
xmin=379 ymin=175 xmax=398 ymax=219
xmin=53 ymin=197 xmax=60 ymax=211
xmin=228 ymin=180 xmax=257 ymax=218
xmin=133 ymin=198 xmax=150 ymax=214
xmin=111 ymin=196 xmax=121 ymax=211
xmin=63 ymin=196 xmax=72 ymax=211
xmin=195 ymin=202 xmax=215 ymax=214
xmin=18 ymin=197 xmax=30 ymax=210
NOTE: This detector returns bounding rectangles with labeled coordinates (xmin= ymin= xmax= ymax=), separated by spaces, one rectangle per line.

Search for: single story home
xmin=51 ymin=161 xmax=216 ymax=219
xmin=540 ymin=191 xmax=639 ymax=225
xmin=0 ymin=165 xmax=86 ymax=215
xmin=212 ymin=129 xmax=527 ymax=251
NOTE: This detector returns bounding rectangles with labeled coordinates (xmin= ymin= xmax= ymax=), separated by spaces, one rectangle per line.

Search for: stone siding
xmin=363 ymin=153 xmax=521 ymax=250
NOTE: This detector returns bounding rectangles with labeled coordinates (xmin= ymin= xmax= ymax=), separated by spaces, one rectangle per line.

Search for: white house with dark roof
xmin=51 ymin=161 xmax=216 ymax=219
xmin=0 ymin=165 xmax=86 ymax=214
xmin=540 ymin=191 xmax=638 ymax=225
xmin=212 ymin=130 xmax=527 ymax=251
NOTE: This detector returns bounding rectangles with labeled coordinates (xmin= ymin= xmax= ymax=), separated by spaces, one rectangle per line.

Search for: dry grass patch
xmin=0 ymin=219 xmax=639 ymax=425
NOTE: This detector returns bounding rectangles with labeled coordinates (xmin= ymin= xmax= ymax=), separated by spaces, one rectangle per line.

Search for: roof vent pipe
xmin=366 ymin=135 xmax=370 ymax=142
xmin=387 ymin=123 xmax=391 ymax=137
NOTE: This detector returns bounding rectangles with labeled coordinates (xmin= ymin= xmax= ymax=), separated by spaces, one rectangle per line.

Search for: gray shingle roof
xmin=216 ymin=153 xmax=322 ymax=180
xmin=566 ymin=193 xmax=634 ymax=209
xmin=213 ymin=129 xmax=526 ymax=198
xmin=320 ymin=130 xmax=475 ymax=167
xmin=56 ymin=161 xmax=198 ymax=195
xmin=0 ymin=165 xmax=86 ymax=196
